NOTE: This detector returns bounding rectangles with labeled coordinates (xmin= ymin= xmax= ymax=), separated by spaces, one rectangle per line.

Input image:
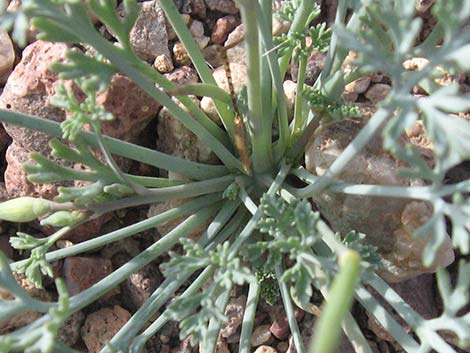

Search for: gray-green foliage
xmin=0 ymin=0 xmax=469 ymax=353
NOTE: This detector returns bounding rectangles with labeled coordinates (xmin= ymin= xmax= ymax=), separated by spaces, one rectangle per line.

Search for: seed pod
xmin=0 ymin=197 xmax=53 ymax=222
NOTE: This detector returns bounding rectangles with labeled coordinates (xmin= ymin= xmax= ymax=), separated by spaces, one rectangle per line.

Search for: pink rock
xmin=81 ymin=306 xmax=131 ymax=353
xmin=164 ymin=66 xmax=199 ymax=85
xmin=63 ymin=256 xmax=113 ymax=295
xmin=270 ymin=308 xmax=304 ymax=340
xmin=211 ymin=15 xmax=240 ymax=45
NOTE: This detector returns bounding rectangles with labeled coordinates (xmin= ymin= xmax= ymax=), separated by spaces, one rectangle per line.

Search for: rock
xmin=189 ymin=20 xmax=205 ymax=38
xmin=194 ymin=35 xmax=210 ymax=49
xmin=365 ymin=83 xmax=392 ymax=104
xmin=121 ymin=262 xmax=162 ymax=311
xmin=57 ymin=310 xmax=85 ymax=346
xmin=344 ymin=76 xmax=371 ymax=95
xmin=403 ymin=57 xmax=430 ymax=71
xmin=211 ymin=15 xmax=240 ymax=45
xmin=0 ymin=272 xmax=51 ymax=333
xmin=342 ymin=91 xmax=359 ymax=103
xmin=290 ymin=51 xmax=326 ymax=85
xmin=126 ymin=0 xmax=170 ymax=62
xmin=63 ymin=256 xmax=113 ymax=295
xmin=272 ymin=17 xmax=290 ymax=36
xmin=221 ymin=295 xmax=246 ymax=338
xmin=204 ymin=0 xmax=239 ymax=14
xmin=251 ymin=324 xmax=273 ymax=347
xmin=200 ymin=61 xmax=247 ymax=122
xmin=0 ymin=30 xmax=15 ymax=84
xmin=305 ymin=119 xmax=455 ymax=282
xmin=202 ymin=45 xmax=226 ymax=67
xmin=5 ymin=142 xmax=71 ymax=198
xmin=81 ymin=305 xmax=131 ymax=353
xmin=97 ymin=73 xmax=160 ymax=142
xmin=173 ymin=41 xmax=192 ymax=66
xmin=270 ymin=307 xmax=304 ymax=341
xmin=154 ymin=54 xmax=174 ymax=73
xmin=0 ymin=41 xmax=68 ymax=152
xmin=254 ymin=346 xmax=278 ymax=353
xmin=189 ymin=0 xmax=207 ymax=18
xmin=166 ymin=14 xmax=191 ymax=41
xmin=164 ymin=66 xmax=199 ymax=85
xmin=225 ymin=24 xmax=245 ymax=64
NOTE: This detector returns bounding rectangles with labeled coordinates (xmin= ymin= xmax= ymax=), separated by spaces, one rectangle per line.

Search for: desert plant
xmin=0 ymin=0 xmax=469 ymax=352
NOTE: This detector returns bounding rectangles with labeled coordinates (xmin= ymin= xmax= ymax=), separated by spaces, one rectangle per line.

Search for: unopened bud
xmin=0 ymin=197 xmax=53 ymax=222
xmin=40 ymin=210 xmax=83 ymax=227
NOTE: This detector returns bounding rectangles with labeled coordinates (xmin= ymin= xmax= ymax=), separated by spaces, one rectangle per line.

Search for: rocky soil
xmin=0 ymin=0 xmax=468 ymax=353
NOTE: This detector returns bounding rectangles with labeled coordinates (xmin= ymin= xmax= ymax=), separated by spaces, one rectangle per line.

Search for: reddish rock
xmin=81 ymin=305 xmax=131 ymax=353
xmin=270 ymin=307 xmax=304 ymax=340
xmin=164 ymin=66 xmax=199 ymax=85
xmin=121 ymin=262 xmax=162 ymax=311
xmin=57 ymin=310 xmax=85 ymax=346
xmin=251 ymin=325 xmax=273 ymax=347
xmin=63 ymin=256 xmax=113 ymax=295
xmin=0 ymin=41 xmax=68 ymax=152
xmin=205 ymin=0 xmax=239 ymax=14
xmin=97 ymin=74 xmax=160 ymax=142
xmin=211 ymin=15 xmax=240 ymax=45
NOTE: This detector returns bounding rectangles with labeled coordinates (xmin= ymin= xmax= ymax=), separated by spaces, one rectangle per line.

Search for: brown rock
xmin=251 ymin=324 xmax=273 ymax=347
xmin=0 ymin=30 xmax=15 ymax=84
xmin=97 ymin=74 xmax=160 ymax=141
xmin=189 ymin=20 xmax=205 ymax=38
xmin=205 ymin=0 xmax=238 ymax=14
xmin=57 ymin=310 xmax=85 ymax=346
xmin=290 ymin=51 xmax=326 ymax=86
xmin=365 ymin=83 xmax=392 ymax=104
xmin=189 ymin=0 xmax=206 ymax=18
xmin=121 ymin=262 xmax=162 ymax=311
xmin=254 ymin=346 xmax=278 ymax=353
xmin=0 ymin=272 xmax=51 ymax=333
xmin=164 ymin=66 xmax=199 ymax=85
xmin=63 ymin=256 xmax=113 ymax=295
xmin=173 ymin=41 xmax=192 ymax=66
xmin=344 ymin=76 xmax=371 ymax=95
xmin=225 ymin=24 xmax=245 ymax=64
xmin=81 ymin=305 xmax=131 ymax=353
xmin=202 ymin=45 xmax=226 ymax=68
xmin=220 ymin=295 xmax=246 ymax=338
xmin=211 ymin=15 xmax=240 ymax=45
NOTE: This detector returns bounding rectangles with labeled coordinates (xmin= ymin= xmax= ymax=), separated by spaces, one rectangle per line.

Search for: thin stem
xmin=291 ymin=51 xmax=308 ymax=144
xmin=88 ymin=175 xmax=234 ymax=216
xmin=237 ymin=0 xmax=273 ymax=173
xmin=0 ymin=109 xmax=228 ymax=180
xmin=238 ymin=281 xmax=260 ymax=353
xmin=10 ymin=194 xmax=221 ymax=270
xmin=204 ymin=289 xmax=232 ymax=353
xmin=276 ymin=264 xmax=305 ymax=353
xmin=159 ymin=0 xmax=236 ymax=139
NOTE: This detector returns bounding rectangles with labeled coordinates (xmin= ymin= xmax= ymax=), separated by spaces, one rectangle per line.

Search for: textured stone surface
xmin=57 ymin=310 xmax=85 ymax=346
xmin=121 ymin=262 xmax=162 ymax=311
xmin=305 ymin=119 xmax=454 ymax=282
xmin=0 ymin=272 xmax=51 ymax=333
xmin=211 ymin=15 xmax=240 ymax=45
xmin=0 ymin=30 xmax=15 ymax=84
xmin=154 ymin=54 xmax=174 ymax=73
xmin=164 ymin=66 xmax=199 ymax=85
xmin=221 ymin=295 xmax=246 ymax=338
xmin=173 ymin=41 xmax=192 ymax=66
xmin=63 ymin=256 xmax=113 ymax=295
xmin=365 ymin=83 xmax=392 ymax=104
xmin=254 ymin=346 xmax=278 ymax=353
xmin=204 ymin=0 xmax=238 ymax=14
xmin=344 ymin=76 xmax=371 ymax=94
xmin=126 ymin=0 xmax=170 ymax=62
xmin=251 ymin=324 xmax=273 ymax=347
xmin=81 ymin=306 xmax=131 ymax=353
xmin=225 ymin=24 xmax=245 ymax=64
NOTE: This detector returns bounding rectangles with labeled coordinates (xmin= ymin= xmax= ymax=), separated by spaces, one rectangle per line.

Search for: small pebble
xmin=251 ymin=324 xmax=273 ymax=347
xmin=154 ymin=54 xmax=174 ymax=73
xmin=254 ymin=346 xmax=278 ymax=353
xmin=173 ymin=41 xmax=192 ymax=66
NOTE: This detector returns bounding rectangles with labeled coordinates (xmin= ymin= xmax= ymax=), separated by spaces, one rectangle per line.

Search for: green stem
xmin=276 ymin=264 xmax=305 ymax=353
xmin=159 ymin=0 xmax=236 ymax=139
xmin=237 ymin=0 xmax=273 ymax=173
xmin=10 ymin=194 xmax=221 ymax=270
xmin=88 ymin=175 xmax=234 ymax=215
xmin=291 ymin=51 xmax=308 ymax=144
xmin=238 ymin=281 xmax=260 ymax=353
xmin=0 ymin=109 xmax=228 ymax=180
xmin=309 ymin=250 xmax=361 ymax=353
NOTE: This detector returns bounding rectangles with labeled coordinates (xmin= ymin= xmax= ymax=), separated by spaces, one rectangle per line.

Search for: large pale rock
xmin=126 ymin=0 xmax=170 ymax=62
xmin=0 ymin=30 xmax=15 ymax=84
xmin=305 ymin=119 xmax=454 ymax=282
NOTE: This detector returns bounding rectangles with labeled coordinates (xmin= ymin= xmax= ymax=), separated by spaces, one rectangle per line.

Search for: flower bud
xmin=40 ymin=210 xmax=83 ymax=227
xmin=0 ymin=197 xmax=53 ymax=222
